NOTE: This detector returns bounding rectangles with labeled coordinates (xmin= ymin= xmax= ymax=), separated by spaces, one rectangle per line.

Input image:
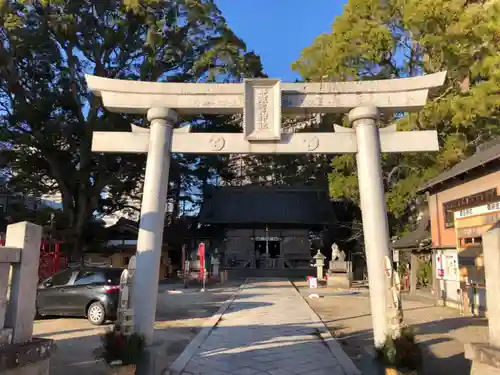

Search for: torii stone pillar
xmin=134 ymin=108 xmax=176 ymax=338
xmin=350 ymin=106 xmax=392 ymax=346
xmin=86 ymin=72 xmax=446 ymax=347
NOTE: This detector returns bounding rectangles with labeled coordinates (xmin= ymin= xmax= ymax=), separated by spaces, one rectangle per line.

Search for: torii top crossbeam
xmin=86 ymin=72 xmax=446 ymax=155
xmin=86 ymin=72 xmax=446 ymax=115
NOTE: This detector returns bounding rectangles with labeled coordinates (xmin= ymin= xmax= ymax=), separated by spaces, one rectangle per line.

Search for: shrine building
xmin=198 ymin=185 xmax=333 ymax=278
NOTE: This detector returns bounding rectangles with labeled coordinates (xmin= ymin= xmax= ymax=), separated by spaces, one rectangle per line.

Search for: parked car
xmin=36 ymin=266 xmax=124 ymax=325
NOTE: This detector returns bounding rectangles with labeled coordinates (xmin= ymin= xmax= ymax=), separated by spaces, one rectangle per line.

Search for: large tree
xmin=293 ymin=0 xmax=500 ymax=234
xmin=0 ymin=0 xmax=263 ymax=260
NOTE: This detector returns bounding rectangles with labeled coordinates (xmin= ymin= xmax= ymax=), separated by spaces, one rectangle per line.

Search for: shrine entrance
xmin=86 ymin=71 xmax=446 ymax=347
xmin=269 ymin=241 xmax=280 ymax=259
xmin=254 ymin=240 xmax=280 ymax=269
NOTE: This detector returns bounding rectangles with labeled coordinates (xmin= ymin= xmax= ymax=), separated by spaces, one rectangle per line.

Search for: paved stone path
xmin=181 ymin=279 xmax=347 ymax=375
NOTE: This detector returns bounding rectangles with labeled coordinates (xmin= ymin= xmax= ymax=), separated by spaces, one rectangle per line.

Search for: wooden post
xmin=432 ymin=250 xmax=438 ymax=303
xmin=410 ymin=252 xmax=418 ymax=295
xmin=184 ymin=260 xmax=190 ymax=289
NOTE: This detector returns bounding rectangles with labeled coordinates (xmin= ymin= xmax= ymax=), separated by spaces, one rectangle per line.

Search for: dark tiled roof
xmin=106 ymin=218 xmax=138 ymax=238
xmin=199 ymin=185 xmax=333 ymax=225
xmin=418 ymin=138 xmax=500 ymax=192
xmin=457 ymin=246 xmax=482 ymax=259
xmin=392 ymin=214 xmax=431 ymax=250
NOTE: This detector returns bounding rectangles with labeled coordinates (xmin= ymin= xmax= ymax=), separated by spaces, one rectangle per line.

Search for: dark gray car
xmin=36 ymin=267 xmax=123 ymax=325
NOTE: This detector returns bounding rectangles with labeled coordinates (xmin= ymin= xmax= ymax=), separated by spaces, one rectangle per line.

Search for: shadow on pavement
xmin=335 ymin=316 xmax=485 ymax=375
xmin=296 ymin=282 xmax=487 ymax=375
xmin=43 ymin=278 xmax=486 ymax=375
xmin=41 ymin=284 xmax=274 ymax=375
xmin=51 ymin=322 xmax=354 ymax=375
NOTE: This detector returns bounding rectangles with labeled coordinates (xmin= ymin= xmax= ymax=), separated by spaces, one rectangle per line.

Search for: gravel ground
xmin=294 ymin=282 xmax=488 ymax=375
xmin=34 ymin=281 xmax=242 ymax=375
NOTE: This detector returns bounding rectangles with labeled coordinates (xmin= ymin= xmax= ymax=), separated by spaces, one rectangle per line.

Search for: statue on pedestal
xmin=330 ymin=242 xmax=346 ymax=263
xmin=327 ymin=243 xmax=350 ymax=289
xmin=338 ymin=249 xmax=346 ymax=262
xmin=331 ymin=243 xmax=340 ymax=261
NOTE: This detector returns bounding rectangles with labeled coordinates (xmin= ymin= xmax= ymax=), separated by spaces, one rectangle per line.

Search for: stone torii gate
xmin=86 ymin=72 xmax=446 ymax=347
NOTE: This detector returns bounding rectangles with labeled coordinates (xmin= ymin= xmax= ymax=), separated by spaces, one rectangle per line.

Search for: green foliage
xmin=0 ymin=0 xmax=263 ymax=259
xmin=397 ymin=262 xmax=408 ymax=280
xmin=324 ymin=199 xmax=363 ymax=253
xmin=221 ymin=115 xmax=333 ymax=188
xmin=376 ymin=326 xmax=422 ymax=370
xmin=293 ymin=0 xmax=500 ymax=236
xmin=417 ymin=262 xmax=432 ymax=287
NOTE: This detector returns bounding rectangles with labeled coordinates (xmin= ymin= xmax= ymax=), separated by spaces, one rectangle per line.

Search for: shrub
xmin=376 ymin=326 xmax=423 ymax=370
xmin=94 ymin=323 xmax=146 ymax=366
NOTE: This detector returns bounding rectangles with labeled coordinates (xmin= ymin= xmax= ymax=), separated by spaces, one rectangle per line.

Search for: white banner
xmin=455 ymin=202 xmax=500 ymax=219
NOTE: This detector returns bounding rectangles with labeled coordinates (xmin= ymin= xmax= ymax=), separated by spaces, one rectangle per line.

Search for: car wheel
xmin=87 ymin=302 xmax=106 ymax=326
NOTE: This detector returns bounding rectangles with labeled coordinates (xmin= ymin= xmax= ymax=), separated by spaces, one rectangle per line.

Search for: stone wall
xmin=0 ymin=222 xmax=54 ymax=375
xmin=3 ymin=359 xmax=50 ymax=375
xmin=0 ymin=339 xmax=53 ymax=375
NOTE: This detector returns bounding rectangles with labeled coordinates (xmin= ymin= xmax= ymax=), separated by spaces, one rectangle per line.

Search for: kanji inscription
xmin=255 ymin=88 xmax=270 ymax=130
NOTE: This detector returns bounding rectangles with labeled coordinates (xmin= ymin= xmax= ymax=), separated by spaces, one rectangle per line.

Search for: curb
xmin=291 ymin=281 xmax=362 ymax=375
xmin=166 ymin=280 xmax=248 ymax=375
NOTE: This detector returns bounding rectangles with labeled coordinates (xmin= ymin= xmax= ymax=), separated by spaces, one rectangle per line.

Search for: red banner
xmin=197 ymin=243 xmax=205 ymax=281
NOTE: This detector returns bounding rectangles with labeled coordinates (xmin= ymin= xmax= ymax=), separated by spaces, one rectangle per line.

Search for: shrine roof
xmin=199 ymin=185 xmax=333 ymax=225
xmin=391 ymin=214 xmax=431 ymax=251
xmin=418 ymin=137 xmax=500 ymax=193
xmin=104 ymin=218 xmax=139 ymax=239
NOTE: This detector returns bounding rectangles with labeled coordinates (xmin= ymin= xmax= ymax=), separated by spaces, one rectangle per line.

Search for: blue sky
xmin=215 ymin=0 xmax=346 ymax=82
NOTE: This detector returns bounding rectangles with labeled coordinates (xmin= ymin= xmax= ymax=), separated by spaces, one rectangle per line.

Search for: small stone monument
xmin=327 ymin=243 xmax=351 ymax=288
xmin=118 ymin=255 xmax=135 ymax=334
xmin=211 ymin=250 xmax=220 ymax=277
xmin=385 ymin=255 xmax=404 ymax=339
xmin=313 ymin=250 xmax=326 ymax=280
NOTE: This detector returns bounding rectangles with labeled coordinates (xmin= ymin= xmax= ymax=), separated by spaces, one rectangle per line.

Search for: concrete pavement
xmin=295 ymin=281 xmax=488 ymax=375
xmin=34 ymin=282 xmax=242 ymax=375
xmin=178 ymin=279 xmax=357 ymax=375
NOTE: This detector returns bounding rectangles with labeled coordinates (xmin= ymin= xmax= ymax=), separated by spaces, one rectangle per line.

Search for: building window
xmin=443 ymin=207 xmax=455 ymax=228
xmin=460 ymin=236 xmax=483 ymax=248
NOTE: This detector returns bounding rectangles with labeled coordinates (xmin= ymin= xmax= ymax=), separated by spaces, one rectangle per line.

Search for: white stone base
xmin=465 ymin=343 xmax=500 ymax=375
xmin=327 ymin=273 xmax=350 ymax=289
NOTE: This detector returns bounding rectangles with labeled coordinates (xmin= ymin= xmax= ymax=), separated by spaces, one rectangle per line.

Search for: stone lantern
xmin=313 ymin=250 xmax=326 ymax=280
